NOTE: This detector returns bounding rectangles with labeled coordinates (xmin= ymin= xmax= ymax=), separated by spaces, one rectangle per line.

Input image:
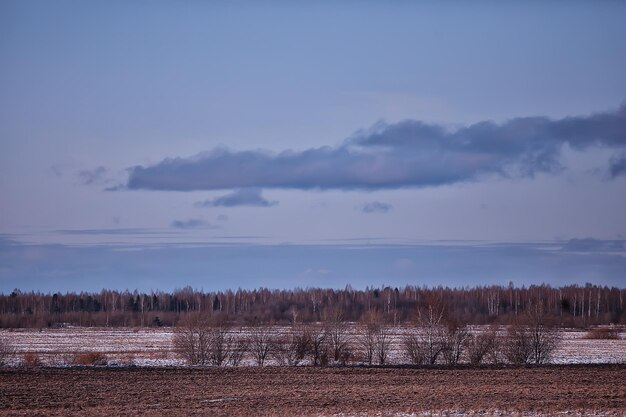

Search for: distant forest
xmin=0 ymin=284 xmax=624 ymax=328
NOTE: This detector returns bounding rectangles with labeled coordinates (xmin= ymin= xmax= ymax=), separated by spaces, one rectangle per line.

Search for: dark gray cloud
xmin=196 ymin=188 xmax=277 ymax=207
xmin=362 ymin=201 xmax=392 ymax=214
xmin=561 ymin=238 xmax=625 ymax=253
xmin=170 ymin=219 xmax=212 ymax=229
xmin=126 ymin=105 xmax=626 ymax=191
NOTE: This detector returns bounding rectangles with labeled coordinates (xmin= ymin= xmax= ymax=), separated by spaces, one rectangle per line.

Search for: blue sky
xmin=1 ymin=1 xmax=625 ymax=292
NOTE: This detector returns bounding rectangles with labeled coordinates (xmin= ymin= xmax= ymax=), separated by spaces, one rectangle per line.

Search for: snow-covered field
xmin=1 ymin=327 xmax=179 ymax=366
xmin=1 ymin=325 xmax=625 ymax=366
xmin=553 ymin=330 xmax=626 ymax=364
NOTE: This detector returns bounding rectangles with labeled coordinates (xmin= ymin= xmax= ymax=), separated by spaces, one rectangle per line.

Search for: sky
xmin=1 ymin=1 xmax=626 ymax=293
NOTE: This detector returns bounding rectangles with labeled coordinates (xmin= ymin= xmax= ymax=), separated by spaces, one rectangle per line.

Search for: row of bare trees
xmin=172 ymin=316 xmax=248 ymax=366
xmin=173 ymin=314 xmax=355 ymax=367
xmin=173 ymin=303 xmax=562 ymax=367
xmin=402 ymin=304 xmax=561 ymax=365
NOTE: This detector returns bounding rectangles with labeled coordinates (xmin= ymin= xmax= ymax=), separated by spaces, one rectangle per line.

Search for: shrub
xmin=403 ymin=333 xmax=426 ymax=365
xmin=324 ymin=311 xmax=351 ymax=364
xmin=73 ymin=352 xmax=108 ymax=366
xmin=415 ymin=300 xmax=447 ymax=365
xmin=272 ymin=327 xmax=311 ymax=366
xmin=251 ymin=327 xmax=274 ymax=366
xmin=585 ymin=327 xmax=620 ymax=340
xmin=338 ymin=347 xmax=353 ymax=366
xmin=503 ymin=324 xmax=532 ymax=364
xmin=227 ymin=338 xmax=248 ymax=366
xmin=375 ymin=325 xmax=391 ymax=365
xmin=173 ymin=315 xmax=212 ymax=366
xmin=441 ymin=322 xmax=470 ymax=366
xmin=306 ymin=326 xmax=329 ymax=366
xmin=21 ymin=352 xmax=43 ymax=367
xmin=466 ymin=327 xmax=498 ymax=365
xmin=503 ymin=305 xmax=561 ymax=365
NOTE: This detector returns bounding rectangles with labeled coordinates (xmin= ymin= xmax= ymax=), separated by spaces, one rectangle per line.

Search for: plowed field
xmin=1 ymin=365 xmax=625 ymax=416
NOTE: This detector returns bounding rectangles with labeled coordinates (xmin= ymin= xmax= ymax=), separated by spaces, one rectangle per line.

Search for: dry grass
xmin=72 ymin=352 xmax=108 ymax=366
xmin=20 ymin=352 xmax=43 ymax=367
xmin=585 ymin=327 xmax=621 ymax=340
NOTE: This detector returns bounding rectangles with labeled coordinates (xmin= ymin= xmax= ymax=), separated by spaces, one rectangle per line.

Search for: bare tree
xmin=504 ymin=304 xmax=561 ymax=364
xmin=375 ymin=325 xmax=392 ymax=365
xmin=309 ymin=326 xmax=329 ymax=366
xmin=207 ymin=325 xmax=233 ymax=366
xmin=504 ymin=321 xmax=531 ymax=364
xmin=358 ymin=313 xmax=391 ymax=366
xmin=527 ymin=305 xmax=561 ymax=364
xmin=360 ymin=322 xmax=378 ymax=365
xmin=324 ymin=310 xmax=351 ymax=364
xmin=0 ymin=334 xmax=16 ymax=367
xmin=485 ymin=329 xmax=506 ymax=365
xmin=291 ymin=326 xmax=312 ymax=366
xmin=227 ymin=335 xmax=248 ymax=366
xmin=271 ymin=336 xmax=291 ymax=366
xmin=251 ymin=327 xmax=274 ymax=366
xmin=441 ymin=321 xmax=470 ymax=366
xmin=403 ymin=332 xmax=425 ymax=365
xmin=416 ymin=300 xmax=446 ymax=365
xmin=337 ymin=347 xmax=353 ymax=365
xmin=272 ymin=326 xmax=311 ymax=366
xmin=173 ymin=314 xmax=212 ymax=365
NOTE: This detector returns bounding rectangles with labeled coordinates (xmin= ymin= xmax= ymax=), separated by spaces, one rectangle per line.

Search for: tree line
xmin=0 ymin=283 xmax=624 ymax=328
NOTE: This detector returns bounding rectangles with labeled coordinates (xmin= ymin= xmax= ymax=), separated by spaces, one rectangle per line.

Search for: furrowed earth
xmin=1 ymin=365 xmax=625 ymax=416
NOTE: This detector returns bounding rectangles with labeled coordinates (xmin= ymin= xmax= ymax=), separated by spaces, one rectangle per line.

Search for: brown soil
xmin=1 ymin=365 xmax=625 ymax=416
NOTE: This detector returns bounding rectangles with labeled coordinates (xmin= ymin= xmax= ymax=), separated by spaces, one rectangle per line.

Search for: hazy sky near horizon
xmin=1 ymin=1 xmax=626 ymax=292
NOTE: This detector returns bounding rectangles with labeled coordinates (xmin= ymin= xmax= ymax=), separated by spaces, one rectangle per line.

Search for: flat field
xmin=1 ymin=365 xmax=625 ymax=416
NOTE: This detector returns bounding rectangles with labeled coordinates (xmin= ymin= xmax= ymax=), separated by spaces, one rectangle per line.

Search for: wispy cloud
xmin=78 ymin=166 xmax=109 ymax=185
xmin=55 ymin=228 xmax=161 ymax=236
xmin=50 ymin=165 xmax=64 ymax=177
xmin=3 ymin=238 xmax=626 ymax=292
xmin=125 ymin=104 xmax=626 ymax=191
xmin=362 ymin=201 xmax=392 ymax=214
xmin=196 ymin=188 xmax=277 ymax=207
xmin=561 ymin=238 xmax=625 ymax=253
xmin=170 ymin=219 xmax=214 ymax=229
xmin=77 ymin=166 xmax=126 ymax=190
